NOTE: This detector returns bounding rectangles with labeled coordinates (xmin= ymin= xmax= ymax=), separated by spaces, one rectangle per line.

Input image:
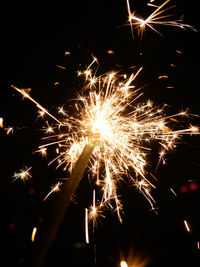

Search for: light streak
xmin=170 ymin=187 xmax=177 ymax=196
xmin=158 ymin=75 xmax=168 ymax=79
xmin=166 ymin=86 xmax=175 ymax=89
xmin=85 ymin=208 xmax=89 ymax=244
xmin=5 ymin=127 xmax=14 ymax=135
xmin=197 ymin=241 xmax=200 ymax=250
xmin=43 ymin=182 xmax=62 ymax=201
xmin=12 ymin=61 xmax=199 ymax=221
xmin=11 ymin=84 xmax=63 ymax=125
xmin=126 ymin=0 xmax=196 ymax=38
xmin=184 ymin=220 xmax=191 ymax=232
xmin=56 ymin=65 xmax=66 ymax=70
xmin=31 ymin=227 xmax=37 ymax=242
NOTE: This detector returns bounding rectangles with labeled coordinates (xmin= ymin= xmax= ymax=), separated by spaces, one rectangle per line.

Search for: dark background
xmin=1 ymin=0 xmax=200 ymax=266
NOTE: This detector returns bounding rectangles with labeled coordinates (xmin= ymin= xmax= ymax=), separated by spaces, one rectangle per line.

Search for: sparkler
xmin=126 ymin=0 xmax=196 ymax=38
xmin=11 ymin=58 xmax=199 ymax=266
xmin=11 ymin=62 xmax=199 ymax=217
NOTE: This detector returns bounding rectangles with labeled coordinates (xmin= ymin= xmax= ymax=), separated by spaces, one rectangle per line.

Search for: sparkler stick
xmin=30 ymin=142 xmax=95 ymax=267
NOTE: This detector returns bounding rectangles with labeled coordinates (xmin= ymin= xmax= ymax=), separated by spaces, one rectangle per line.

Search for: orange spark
xmin=158 ymin=75 xmax=168 ymax=79
xmin=31 ymin=227 xmax=37 ymax=242
xmin=56 ymin=65 xmax=66 ymax=70
xmin=150 ymin=172 xmax=158 ymax=182
xmin=107 ymin=50 xmax=115 ymax=54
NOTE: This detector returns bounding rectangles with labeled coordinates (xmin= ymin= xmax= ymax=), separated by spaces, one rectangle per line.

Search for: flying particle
xmin=64 ymin=51 xmax=71 ymax=56
xmin=56 ymin=65 xmax=66 ymax=70
xmin=107 ymin=50 xmax=115 ymax=54
xmin=158 ymin=75 xmax=168 ymax=79
xmin=0 ymin=117 xmax=3 ymax=128
xmin=184 ymin=220 xmax=191 ymax=232
xmin=31 ymin=227 xmax=37 ymax=242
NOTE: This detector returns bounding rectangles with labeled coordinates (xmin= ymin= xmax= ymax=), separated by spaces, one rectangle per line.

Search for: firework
xmin=126 ymin=0 xmax=196 ymax=38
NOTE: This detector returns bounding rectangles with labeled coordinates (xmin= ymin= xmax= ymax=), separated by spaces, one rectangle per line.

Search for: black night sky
xmin=2 ymin=0 xmax=200 ymax=266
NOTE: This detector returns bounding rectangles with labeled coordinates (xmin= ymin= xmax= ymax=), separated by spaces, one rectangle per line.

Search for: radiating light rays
xmin=12 ymin=166 xmax=32 ymax=182
xmin=126 ymin=0 xmax=196 ymax=38
xmin=11 ymin=58 xmax=199 ymax=223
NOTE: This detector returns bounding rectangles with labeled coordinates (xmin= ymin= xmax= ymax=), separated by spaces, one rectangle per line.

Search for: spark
xmin=85 ymin=208 xmax=89 ymax=244
xmin=184 ymin=220 xmax=191 ymax=232
xmin=176 ymin=50 xmax=182 ymax=54
xmin=126 ymin=0 xmax=196 ymax=38
xmin=88 ymin=190 xmax=105 ymax=228
xmin=56 ymin=65 xmax=66 ymax=70
xmin=12 ymin=166 xmax=32 ymax=182
xmin=166 ymin=86 xmax=175 ymax=89
xmin=107 ymin=50 xmax=115 ymax=54
xmin=170 ymin=187 xmax=177 ymax=196
xmin=158 ymin=75 xmax=168 ymax=79
xmin=64 ymin=51 xmax=70 ymax=56
xmin=43 ymin=121 xmax=54 ymax=134
xmin=33 ymin=147 xmax=47 ymax=157
xmin=120 ymin=260 xmax=128 ymax=267
xmin=197 ymin=241 xmax=200 ymax=250
xmin=12 ymin=64 xmax=199 ymax=221
xmin=0 ymin=117 xmax=3 ymax=128
xmin=43 ymin=182 xmax=62 ymax=201
xmin=5 ymin=127 xmax=14 ymax=135
xmin=31 ymin=227 xmax=37 ymax=242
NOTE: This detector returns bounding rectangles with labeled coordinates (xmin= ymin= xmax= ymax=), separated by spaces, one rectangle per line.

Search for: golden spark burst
xmin=126 ymin=0 xmax=196 ymax=38
xmin=11 ymin=59 xmax=199 ymax=222
xmin=12 ymin=166 xmax=32 ymax=182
